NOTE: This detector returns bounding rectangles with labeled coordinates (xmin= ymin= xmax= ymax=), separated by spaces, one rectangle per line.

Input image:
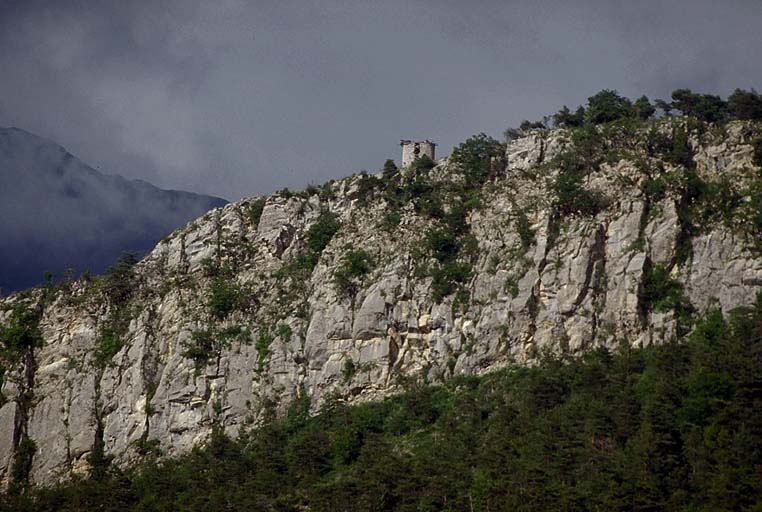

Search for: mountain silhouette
xmin=0 ymin=127 xmax=227 ymax=293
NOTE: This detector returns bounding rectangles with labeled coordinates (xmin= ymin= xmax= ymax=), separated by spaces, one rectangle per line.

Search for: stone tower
xmin=400 ymin=139 xmax=436 ymax=168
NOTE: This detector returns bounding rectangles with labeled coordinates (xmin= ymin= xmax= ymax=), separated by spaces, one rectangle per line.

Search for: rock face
xmin=2 ymin=119 xmax=762 ymax=486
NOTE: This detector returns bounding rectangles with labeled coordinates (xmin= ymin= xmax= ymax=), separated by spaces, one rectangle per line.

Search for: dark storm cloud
xmin=0 ymin=0 xmax=760 ymax=200
xmin=0 ymin=126 xmax=227 ymax=292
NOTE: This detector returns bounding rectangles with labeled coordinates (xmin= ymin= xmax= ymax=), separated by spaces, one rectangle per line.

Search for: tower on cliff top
xmin=400 ymin=139 xmax=436 ymax=168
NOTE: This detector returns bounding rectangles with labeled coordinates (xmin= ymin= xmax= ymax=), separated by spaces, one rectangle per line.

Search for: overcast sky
xmin=1 ymin=0 xmax=760 ymax=201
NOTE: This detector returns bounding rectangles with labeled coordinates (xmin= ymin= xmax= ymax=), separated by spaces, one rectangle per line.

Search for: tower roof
xmin=400 ymin=139 xmax=436 ymax=146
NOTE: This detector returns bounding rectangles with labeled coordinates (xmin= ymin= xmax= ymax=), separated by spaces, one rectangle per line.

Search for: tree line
xmin=506 ymin=88 xmax=762 ymax=139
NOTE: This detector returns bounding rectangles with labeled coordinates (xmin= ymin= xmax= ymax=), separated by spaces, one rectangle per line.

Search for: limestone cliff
xmin=2 ymin=118 xmax=762 ymax=486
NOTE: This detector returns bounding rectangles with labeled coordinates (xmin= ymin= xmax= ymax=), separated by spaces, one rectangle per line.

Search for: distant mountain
xmin=0 ymin=127 xmax=227 ymax=293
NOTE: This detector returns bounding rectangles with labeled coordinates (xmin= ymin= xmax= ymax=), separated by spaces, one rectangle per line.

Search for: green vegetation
xmin=430 ymin=260 xmax=473 ymax=303
xmin=6 ymin=298 xmax=762 ymax=511
xmin=275 ymin=211 xmax=342 ymax=316
xmin=101 ymin=252 xmax=137 ymax=305
xmin=515 ymin=210 xmax=535 ymax=251
xmin=340 ymin=358 xmax=375 ymax=384
xmin=634 ymin=94 xmax=656 ymax=120
xmin=551 ymin=105 xmax=585 ymax=128
xmin=94 ymin=324 xmax=125 ymax=365
xmin=669 ymin=89 xmax=728 ymax=123
xmin=0 ymin=301 xmax=44 ymax=493
xmin=639 ymin=261 xmax=694 ymax=333
xmin=144 ymin=382 xmax=158 ymax=416
xmin=183 ymin=329 xmax=222 ymax=368
xmin=247 ymin=197 xmax=266 ymax=228
xmin=334 ymin=249 xmax=374 ymax=299
xmin=317 ymin=180 xmax=335 ymax=201
xmin=425 ymin=228 xmax=460 ymax=262
xmin=645 ymin=125 xmax=694 ymax=168
xmin=199 ymin=251 xmax=253 ymax=318
xmin=584 ymin=89 xmax=635 ymax=125
xmin=342 ymin=358 xmax=356 ymax=382
xmin=503 ymin=275 xmax=520 ymax=298
xmin=291 ymin=135 xmax=500 ymax=305
xmin=276 ymin=323 xmax=293 ymax=343
xmin=745 ymin=181 xmax=762 ymax=253
xmin=641 ymin=123 xmax=762 ymax=261
xmin=208 ymin=277 xmax=247 ymax=320
xmin=279 ymin=210 xmax=342 ymax=284
xmin=410 ymin=154 xmax=435 ymax=171
xmin=540 ymin=88 xmax=762 ymax=134
xmin=414 ymin=134 xmax=504 ymax=304
xmin=255 ymin=325 xmax=276 ymax=370
xmin=728 ymin=88 xmax=762 ymax=120
xmin=94 ymin=252 xmax=138 ymax=366
xmin=640 ymin=174 xmax=668 ymax=203
xmin=535 ymin=94 xmax=762 ymax=260
xmin=9 ymin=436 xmax=36 ymax=494
xmin=692 ymin=176 xmax=743 ymax=228
xmin=182 ymin=325 xmax=250 ymax=372
xmin=512 ymin=121 xmax=537 ymax=135
xmin=354 ymin=172 xmax=381 ymax=201
xmin=450 ymin=132 xmax=505 ymax=182
xmin=675 ymin=158 xmax=762 ymax=257
xmin=550 ymin=153 xmax=606 ymax=216
xmin=0 ymin=304 xmax=43 ymax=364
xmin=539 ymin=125 xmax=607 ymax=222
xmin=276 ymin=187 xmax=294 ymax=199
xmin=753 ymin=137 xmax=762 ymax=168
xmin=380 ymin=209 xmax=401 ymax=231
xmin=636 ymin=123 xmax=762 ymax=258
xmin=275 ymin=254 xmax=314 ymax=284
xmin=306 ymin=210 xmax=341 ymax=256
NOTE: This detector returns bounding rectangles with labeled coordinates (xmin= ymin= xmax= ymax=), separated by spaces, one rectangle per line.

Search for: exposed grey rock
xmin=0 ymin=403 xmax=18 ymax=481
xmin=2 ymin=120 xmax=762 ymax=487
